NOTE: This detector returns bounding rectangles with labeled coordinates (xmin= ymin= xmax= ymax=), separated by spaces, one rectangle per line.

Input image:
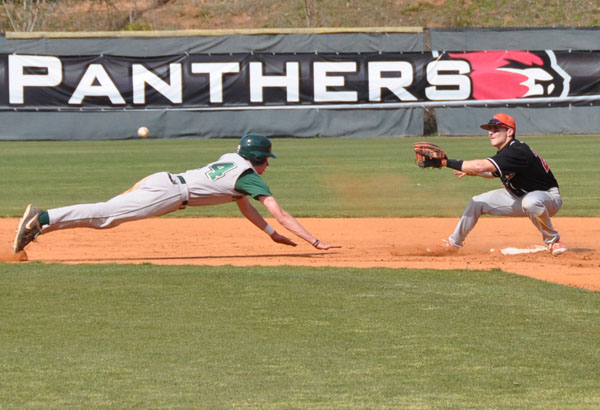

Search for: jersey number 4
xmin=206 ymin=162 xmax=237 ymax=181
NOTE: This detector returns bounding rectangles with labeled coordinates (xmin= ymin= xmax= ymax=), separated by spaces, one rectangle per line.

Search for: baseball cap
xmin=480 ymin=113 xmax=516 ymax=132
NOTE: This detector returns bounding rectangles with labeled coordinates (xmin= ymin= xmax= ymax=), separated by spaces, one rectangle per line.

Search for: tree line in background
xmin=1 ymin=0 xmax=172 ymax=32
xmin=1 ymin=0 xmax=600 ymax=33
xmin=2 ymin=0 xmax=55 ymax=31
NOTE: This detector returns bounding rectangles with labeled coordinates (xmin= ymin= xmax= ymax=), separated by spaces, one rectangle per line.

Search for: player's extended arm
xmin=236 ymin=196 xmax=297 ymax=246
xmin=258 ymin=195 xmax=342 ymax=250
xmin=450 ymin=159 xmax=497 ymax=178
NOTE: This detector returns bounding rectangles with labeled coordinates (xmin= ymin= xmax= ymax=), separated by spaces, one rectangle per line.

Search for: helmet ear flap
xmin=251 ymin=156 xmax=268 ymax=165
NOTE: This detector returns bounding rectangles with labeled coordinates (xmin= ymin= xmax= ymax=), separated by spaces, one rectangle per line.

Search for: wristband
xmin=264 ymin=224 xmax=275 ymax=235
xmin=312 ymin=239 xmax=320 ymax=248
xmin=446 ymin=159 xmax=464 ymax=171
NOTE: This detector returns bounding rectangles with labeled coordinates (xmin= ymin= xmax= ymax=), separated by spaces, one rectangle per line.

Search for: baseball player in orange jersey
xmin=13 ymin=134 xmax=341 ymax=253
xmin=431 ymin=113 xmax=566 ymax=256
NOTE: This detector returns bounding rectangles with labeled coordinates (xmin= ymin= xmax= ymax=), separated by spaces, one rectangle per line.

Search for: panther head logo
xmin=448 ymin=50 xmax=568 ymax=100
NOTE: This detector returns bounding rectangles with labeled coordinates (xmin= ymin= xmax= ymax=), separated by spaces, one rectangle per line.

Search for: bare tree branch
xmin=303 ymin=0 xmax=311 ymax=27
xmin=3 ymin=0 xmax=19 ymax=31
xmin=2 ymin=0 xmax=54 ymax=32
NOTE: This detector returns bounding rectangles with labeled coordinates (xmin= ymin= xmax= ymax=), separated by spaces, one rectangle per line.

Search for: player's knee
xmin=522 ymin=198 xmax=544 ymax=216
xmin=471 ymin=193 xmax=491 ymax=204
xmin=465 ymin=198 xmax=485 ymax=214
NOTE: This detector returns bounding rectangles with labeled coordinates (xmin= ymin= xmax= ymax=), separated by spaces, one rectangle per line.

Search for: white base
xmin=500 ymin=245 xmax=548 ymax=255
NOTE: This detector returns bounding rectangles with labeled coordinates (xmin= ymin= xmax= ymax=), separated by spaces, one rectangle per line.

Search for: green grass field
xmin=1 ymin=137 xmax=600 ymax=409
xmin=1 ymin=135 xmax=598 ymax=217
xmin=2 ymin=264 xmax=599 ymax=409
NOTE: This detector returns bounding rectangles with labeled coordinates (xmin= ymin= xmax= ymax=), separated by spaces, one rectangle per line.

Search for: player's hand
xmin=314 ymin=241 xmax=342 ymax=250
xmin=271 ymin=232 xmax=298 ymax=247
xmin=453 ymin=170 xmax=468 ymax=178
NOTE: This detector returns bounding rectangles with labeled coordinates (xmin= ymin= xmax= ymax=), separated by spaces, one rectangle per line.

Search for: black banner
xmin=2 ymin=50 xmax=600 ymax=111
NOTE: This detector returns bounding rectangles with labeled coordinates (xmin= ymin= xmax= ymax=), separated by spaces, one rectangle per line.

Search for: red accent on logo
xmin=448 ymin=51 xmax=545 ymax=100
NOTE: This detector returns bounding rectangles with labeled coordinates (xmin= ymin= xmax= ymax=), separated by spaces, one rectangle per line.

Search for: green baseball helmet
xmin=237 ymin=134 xmax=277 ymax=165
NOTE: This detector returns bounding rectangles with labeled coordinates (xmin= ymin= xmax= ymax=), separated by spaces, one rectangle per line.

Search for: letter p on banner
xmin=9 ymin=55 xmax=63 ymax=104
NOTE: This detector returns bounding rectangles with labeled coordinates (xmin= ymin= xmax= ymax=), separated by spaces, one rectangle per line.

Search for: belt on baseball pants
xmin=170 ymin=174 xmax=189 ymax=208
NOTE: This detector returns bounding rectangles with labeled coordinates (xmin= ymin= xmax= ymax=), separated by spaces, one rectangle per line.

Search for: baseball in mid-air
xmin=137 ymin=126 xmax=150 ymax=138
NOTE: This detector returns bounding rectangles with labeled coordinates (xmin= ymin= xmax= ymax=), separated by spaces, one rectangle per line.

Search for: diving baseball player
xmin=414 ymin=113 xmax=566 ymax=256
xmin=13 ymin=134 xmax=341 ymax=253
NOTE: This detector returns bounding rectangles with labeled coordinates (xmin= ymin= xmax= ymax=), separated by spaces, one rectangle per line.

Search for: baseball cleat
xmin=549 ymin=241 xmax=567 ymax=256
xmin=426 ymin=239 xmax=460 ymax=256
xmin=13 ymin=204 xmax=44 ymax=253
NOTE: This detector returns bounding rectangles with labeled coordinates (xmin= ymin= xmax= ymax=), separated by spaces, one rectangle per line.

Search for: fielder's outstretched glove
xmin=413 ymin=142 xmax=447 ymax=168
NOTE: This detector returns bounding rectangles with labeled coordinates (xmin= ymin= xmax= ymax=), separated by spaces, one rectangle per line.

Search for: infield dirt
xmin=2 ymin=217 xmax=599 ymax=292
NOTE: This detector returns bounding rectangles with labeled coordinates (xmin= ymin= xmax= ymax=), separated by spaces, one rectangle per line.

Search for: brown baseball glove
xmin=413 ymin=142 xmax=447 ymax=168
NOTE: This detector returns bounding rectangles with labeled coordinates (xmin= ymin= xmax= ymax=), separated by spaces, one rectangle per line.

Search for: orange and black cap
xmin=480 ymin=113 xmax=516 ymax=132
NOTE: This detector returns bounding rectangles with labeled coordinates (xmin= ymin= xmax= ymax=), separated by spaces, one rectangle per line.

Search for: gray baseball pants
xmin=449 ymin=187 xmax=562 ymax=247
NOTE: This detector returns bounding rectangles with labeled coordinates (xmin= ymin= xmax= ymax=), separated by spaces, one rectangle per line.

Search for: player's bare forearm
xmin=262 ymin=197 xmax=315 ymax=242
xmin=460 ymin=159 xmax=496 ymax=175
xmin=236 ymin=197 xmax=268 ymax=230
xmin=259 ymin=196 xmax=341 ymax=250
xmin=237 ymin=197 xmax=298 ymax=246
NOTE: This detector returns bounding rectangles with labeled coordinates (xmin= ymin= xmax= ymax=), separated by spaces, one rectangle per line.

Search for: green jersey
xmin=235 ymin=170 xmax=272 ymax=199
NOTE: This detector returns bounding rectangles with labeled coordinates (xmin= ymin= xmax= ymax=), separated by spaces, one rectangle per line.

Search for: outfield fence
xmin=1 ymin=27 xmax=600 ymax=140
